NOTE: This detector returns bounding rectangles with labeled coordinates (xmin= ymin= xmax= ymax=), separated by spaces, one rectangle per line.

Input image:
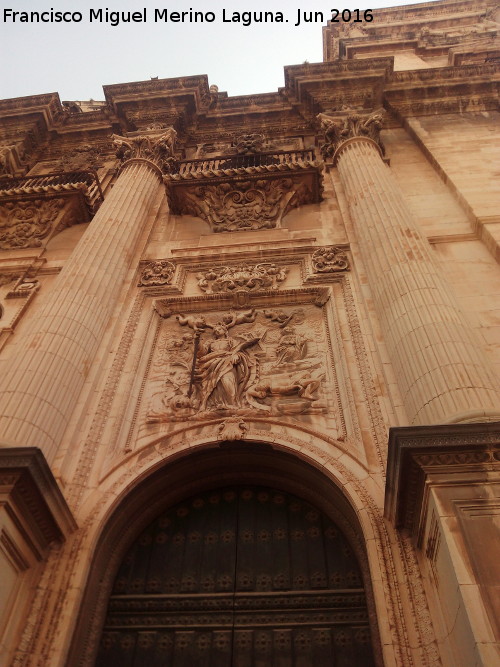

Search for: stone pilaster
xmin=0 ymin=134 xmax=170 ymax=464
xmin=320 ymin=111 xmax=500 ymax=425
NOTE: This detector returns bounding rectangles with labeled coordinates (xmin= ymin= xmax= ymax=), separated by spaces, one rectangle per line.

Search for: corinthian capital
xmin=317 ymin=109 xmax=386 ymax=160
xmin=112 ymin=127 xmax=178 ymax=174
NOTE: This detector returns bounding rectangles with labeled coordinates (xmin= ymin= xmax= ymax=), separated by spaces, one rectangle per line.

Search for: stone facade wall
xmin=0 ymin=0 xmax=499 ymax=665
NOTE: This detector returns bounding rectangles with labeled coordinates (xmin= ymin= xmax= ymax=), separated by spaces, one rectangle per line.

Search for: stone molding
xmin=384 ymin=422 xmax=500 ymax=539
xmin=0 ymin=447 xmax=76 ymax=558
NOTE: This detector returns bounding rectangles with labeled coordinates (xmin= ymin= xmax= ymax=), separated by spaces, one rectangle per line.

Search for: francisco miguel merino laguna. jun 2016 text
xmin=2 ymin=7 xmax=374 ymax=27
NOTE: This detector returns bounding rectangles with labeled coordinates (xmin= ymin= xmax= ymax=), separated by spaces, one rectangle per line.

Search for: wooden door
xmin=96 ymin=486 xmax=375 ymax=666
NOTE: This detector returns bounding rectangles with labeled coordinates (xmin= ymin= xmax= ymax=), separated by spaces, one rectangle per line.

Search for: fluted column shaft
xmin=336 ymin=137 xmax=500 ymax=425
xmin=0 ymin=160 xmax=163 ymax=463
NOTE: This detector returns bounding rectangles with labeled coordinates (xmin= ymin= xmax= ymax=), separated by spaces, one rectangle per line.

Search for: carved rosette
xmin=312 ymin=247 xmax=350 ymax=273
xmin=173 ymin=178 xmax=312 ymax=232
xmin=138 ymin=260 xmax=175 ymax=287
xmin=197 ymin=263 xmax=288 ymax=294
xmin=0 ymin=199 xmax=67 ymax=249
xmin=112 ymin=127 xmax=178 ymax=175
xmin=317 ymin=109 xmax=386 ymax=161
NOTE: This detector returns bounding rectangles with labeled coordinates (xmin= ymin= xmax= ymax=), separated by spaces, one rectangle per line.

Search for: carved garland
xmin=197 ymin=263 xmax=288 ymax=294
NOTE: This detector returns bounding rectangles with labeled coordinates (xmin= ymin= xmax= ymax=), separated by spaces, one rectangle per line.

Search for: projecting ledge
xmin=0 ymin=446 xmax=77 ymax=561
xmin=384 ymin=422 xmax=500 ymax=544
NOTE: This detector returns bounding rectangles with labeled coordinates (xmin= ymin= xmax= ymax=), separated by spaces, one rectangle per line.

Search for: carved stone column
xmin=320 ymin=111 xmax=500 ymax=425
xmin=0 ymin=130 xmax=174 ymax=464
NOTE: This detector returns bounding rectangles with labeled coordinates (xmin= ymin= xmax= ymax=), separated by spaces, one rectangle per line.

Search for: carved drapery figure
xmin=147 ymin=307 xmax=327 ymax=423
xmin=196 ymin=322 xmax=261 ymax=412
xmin=274 ymin=326 xmax=308 ymax=365
xmin=317 ymin=110 xmax=385 ymax=160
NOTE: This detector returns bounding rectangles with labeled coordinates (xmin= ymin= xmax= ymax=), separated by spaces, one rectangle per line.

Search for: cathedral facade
xmin=0 ymin=0 xmax=499 ymax=664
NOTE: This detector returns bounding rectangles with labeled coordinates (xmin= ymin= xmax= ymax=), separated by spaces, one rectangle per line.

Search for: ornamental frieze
xmin=146 ymin=306 xmax=329 ymax=423
xmin=317 ymin=109 xmax=385 ymax=160
xmin=197 ymin=263 xmax=288 ymax=294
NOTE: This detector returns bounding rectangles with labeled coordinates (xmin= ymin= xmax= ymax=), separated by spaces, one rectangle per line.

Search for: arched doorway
xmin=96 ymin=484 xmax=375 ymax=666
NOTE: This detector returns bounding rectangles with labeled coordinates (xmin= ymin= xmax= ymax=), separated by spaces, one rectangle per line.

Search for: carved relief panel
xmin=127 ymin=288 xmax=350 ymax=451
xmin=146 ymin=306 xmax=329 ymax=423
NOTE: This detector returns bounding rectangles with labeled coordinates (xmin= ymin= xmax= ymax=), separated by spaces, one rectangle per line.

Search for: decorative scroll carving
xmin=312 ymin=247 xmax=350 ymax=273
xmin=138 ymin=260 xmax=175 ymax=287
xmin=197 ymin=263 xmax=288 ymax=294
xmin=112 ymin=127 xmax=178 ymax=174
xmin=317 ymin=110 xmax=386 ymax=159
xmin=173 ymin=178 xmax=312 ymax=232
xmin=0 ymin=199 xmax=65 ymax=249
xmin=235 ymin=132 xmax=265 ymax=154
xmin=147 ymin=306 xmax=327 ymax=422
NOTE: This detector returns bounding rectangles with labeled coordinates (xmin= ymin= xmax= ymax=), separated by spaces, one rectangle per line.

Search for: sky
xmin=1 ymin=0 xmax=427 ymax=101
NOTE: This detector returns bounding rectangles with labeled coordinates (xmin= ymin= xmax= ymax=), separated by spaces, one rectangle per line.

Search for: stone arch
xmin=68 ymin=441 xmax=385 ymax=666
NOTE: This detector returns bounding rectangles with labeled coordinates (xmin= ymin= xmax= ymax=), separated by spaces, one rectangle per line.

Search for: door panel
xmin=96 ymin=486 xmax=375 ymax=666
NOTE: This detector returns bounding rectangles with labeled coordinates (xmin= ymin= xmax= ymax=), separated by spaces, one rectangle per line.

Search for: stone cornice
xmin=0 ymin=446 xmax=76 ymax=556
xmin=384 ymin=422 xmax=500 ymax=543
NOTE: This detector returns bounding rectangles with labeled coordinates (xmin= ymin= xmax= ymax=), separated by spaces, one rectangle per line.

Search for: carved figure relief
xmin=312 ymin=246 xmax=350 ymax=273
xmin=0 ymin=199 xmax=66 ymax=249
xmin=147 ymin=306 xmax=328 ymax=423
xmin=197 ymin=263 xmax=288 ymax=294
xmin=138 ymin=260 xmax=175 ymax=287
xmin=174 ymin=178 xmax=312 ymax=233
